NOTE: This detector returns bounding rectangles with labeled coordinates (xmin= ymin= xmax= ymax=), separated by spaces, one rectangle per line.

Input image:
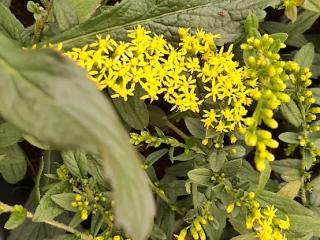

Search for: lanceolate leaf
xmin=0 ymin=2 xmax=24 ymax=41
xmin=0 ymin=35 xmax=154 ymax=240
xmin=47 ymin=0 xmax=279 ymax=48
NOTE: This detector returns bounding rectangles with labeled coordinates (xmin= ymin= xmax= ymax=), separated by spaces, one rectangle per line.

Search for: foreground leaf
xmin=47 ymin=0 xmax=279 ymax=48
xmin=0 ymin=35 xmax=154 ymax=239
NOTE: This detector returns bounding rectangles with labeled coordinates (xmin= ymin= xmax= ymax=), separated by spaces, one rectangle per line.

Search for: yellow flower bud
xmin=81 ymin=209 xmax=88 ymax=220
xmin=264 ymin=118 xmax=278 ymax=129
xmin=245 ymin=134 xmax=257 ymax=146
xmin=177 ymin=229 xmax=187 ymax=240
xmin=226 ymin=203 xmax=235 ymax=213
xmin=75 ymin=194 xmax=82 ymax=201
xmin=248 ymin=192 xmax=255 ymax=200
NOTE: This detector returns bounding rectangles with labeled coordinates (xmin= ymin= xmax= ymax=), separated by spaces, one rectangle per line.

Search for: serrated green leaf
xmin=51 ymin=193 xmax=78 ymax=212
xmin=61 ymin=150 xmax=88 ymax=178
xmin=0 ymin=122 xmax=21 ymax=148
xmin=47 ymin=0 xmax=278 ymax=48
xmin=280 ymin=99 xmax=303 ymax=128
xmin=112 ymin=88 xmax=149 ymax=130
xmin=0 ymin=2 xmax=24 ymax=41
xmin=4 ymin=206 xmax=27 ymax=230
xmin=187 ymin=168 xmax=212 ymax=185
xmin=33 ymin=181 xmax=72 ymax=221
xmin=0 ymin=35 xmax=154 ymax=240
xmin=0 ymin=144 xmax=27 ymax=184
xmin=294 ymin=43 xmax=315 ymax=68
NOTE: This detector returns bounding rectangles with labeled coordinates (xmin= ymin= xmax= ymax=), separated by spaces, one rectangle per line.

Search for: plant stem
xmin=148 ymin=178 xmax=184 ymax=216
xmin=165 ymin=120 xmax=188 ymax=141
xmin=32 ymin=0 xmax=54 ymax=44
xmin=35 ymin=156 xmax=44 ymax=203
xmin=0 ymin=201 xmax=93 ymax=240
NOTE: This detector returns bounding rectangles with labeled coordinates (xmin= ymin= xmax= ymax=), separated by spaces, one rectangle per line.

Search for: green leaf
xmin=53 ymin=0 xmax=78 ymax=31
xmin=256 ymin=161 xmax=271 ymax=192
xmin=69 ymin=0 xmax=102 ymax=23
xmin=244 ymin=13 xmax=259 ymax=34
xmin=224 ymin=159 xmax=242 ymax=178
xmin=33 ymin=181 xmax=72 ymax=221
xmin=51 ymin=193 xmax=78 ymax=212
xmin=289 ymin=215 xmax=320 ymax=237
xmin=148 ymin=105 xmax=168 ymax=127
xmin=303 ymin=0 xmax=320 ymax=12
xmin=47 ymin=0 xmax=278 ymax=48
xmin=112 ymin=89 xmax=149 ymax=130
xmin=285 ymin=6 xmax=298 ymax=22
xmin=278 ymin=180 xmax=301 ymax=199
xmin=150 ymin=224 xmax=167 ymax=240
xmin=294 ymin=43 xmax=315 ymax=68
xmin=280 ymin=99 xmax=303 ymax=128
xmin=61 ymin=150 xmax=88 ymax=178
xmin=279 ymin=132 xmax=300 ymax=144
xmin=209 ymin=150 xmax=227 ymax=172
xmin=187 ymin=168 xmax=212 ymax=185
xmin=0 ymin=144 xmax=27 ymax=184
xmin=0 ymin=122 xmax=21 ymax=148
xmin=0 ymin=2 xmax=24 ymax=41
xmin=231 ymin=233 xmax=256 ymax=240
xmin=257 ymin=190 xmax=314 ymax=216
xmin=5 ymin=205 xmax=27 ymax=230
xmin=184 ymin=117 xmax=206 ymax=139
xmin=144 ymin=149 xmax=168 ymax=167
xmin=0 ymin=0 xmax=11 ymax=7
xmin=0 ymin=35 xmax=154 ymax=239
xmin=271 ymin=159 xmax=301 ymax=181
xmin=262 ymin=11 xmax=320 ymax=39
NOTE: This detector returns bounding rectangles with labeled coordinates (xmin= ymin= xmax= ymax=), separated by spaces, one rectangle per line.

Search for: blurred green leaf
xmin=303 ymin=0 xmax=320 ymax=12
xmin=47 ymin=0 xmax=279 ymax=48
xmin=278 ymin=180 xmax=301 ymax=199
xmin=0 ymin=122 xmax=21 ymax=148
xmin=69 ymin=0 xmax=102 ymax=23
xmin=279 ymin=132 xmax=300 ymax=144
xmin=53 ymin=0 xmax=78 ymax=31
xmin=0 ymin=144 xmax=27 ymax=184
xmin=0 ymin=35 xmax=154 ymax=239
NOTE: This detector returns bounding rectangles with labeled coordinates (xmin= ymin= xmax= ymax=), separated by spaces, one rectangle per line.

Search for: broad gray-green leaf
xmin=187 ymin=168 xmax=212 ymax=185
xmin=51 ymin=193 xmax=78 ymax=212
xmin=271 ymin=159 xmax=301 ymax=181
xmin=185 ymin=117 xmax=205 ymax=138
xmin=33 ymin=181 xmax=72 ymax=221
xmin=69 ymin=0 xmax=102 ymax=23
xmin=256 ymin=161 xmax=271 ymax=192
xmin=47 ymin=0 xmax=279 ymax=48
xmin=294 ymin=43 xmax=315 ymax=68
xmin=53 ymin=0 xmax=78 ymax=31
xmin=0 ymin=122 xmax=21 ymax=148
xmin=303 ymin=0 xmax=320 ymax=12
xmin=278 ymin=132 xmax=300 ymax=144
xmin=0 ymin=2 xmax=24 ymax=41
xmin=61 ymin=150 xmax=88 ymax=178
xmin=0 ymin=144 xmax=27 ymax=184
xmin=280 ymin=99 xmax=303 ymax=128
xmin=112 ymin=89 xmax=149 ymax=130
xmin=0 ymin=35 xmax=154 ymax=240
xmin=278 ymin=180 xmax=301 ymax=199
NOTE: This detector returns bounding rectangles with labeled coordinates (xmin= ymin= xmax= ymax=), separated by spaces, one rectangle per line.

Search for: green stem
xmin=35 ymin=156 xmax=44 ymax=203
xmin=0 ymin=201 xmax=93 ymax=240
xmin=165 ymin=120 xmax=188 ymax=141
xmin=32 ymin=0 xmax=54 ymax=44
xmin=148 ymin=178 xmax=184 ymax=216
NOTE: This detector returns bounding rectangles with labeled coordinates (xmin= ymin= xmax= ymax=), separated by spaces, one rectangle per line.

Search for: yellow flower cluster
xmin=176 ymin=216 xmax=208 ymax=240
xmin=241 ymin=34 xmax=293 ymax=171
xmin=64 ymin=26 xmax=255 ymax=134
xmin=245 ymin=193 xmax=290 ymax=240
